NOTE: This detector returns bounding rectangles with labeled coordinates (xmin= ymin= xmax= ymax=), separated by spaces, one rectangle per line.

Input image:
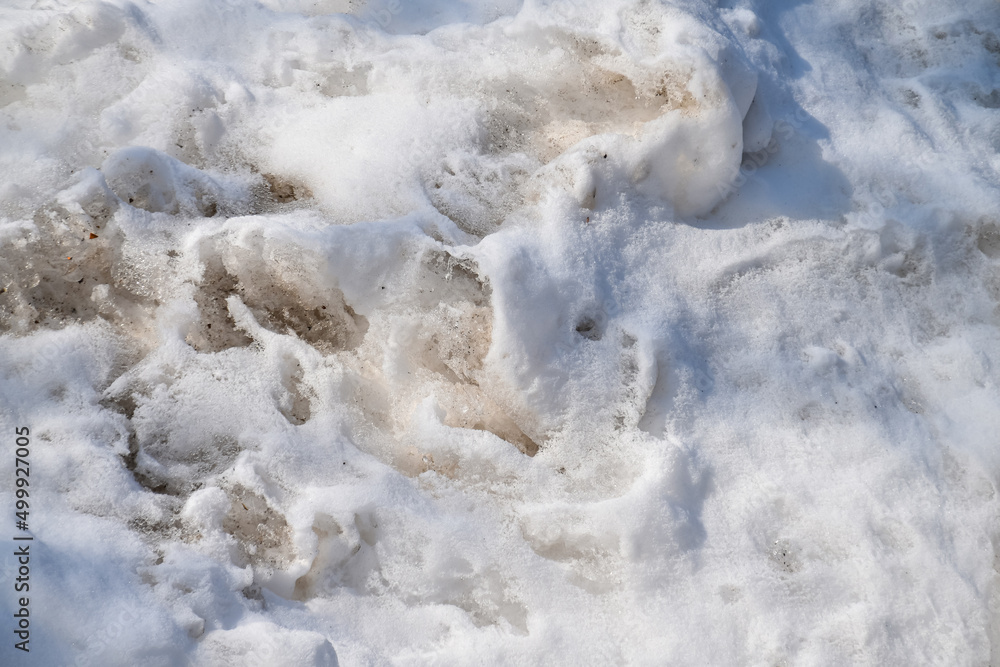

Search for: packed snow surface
xmin=2 ymin=0 xmax=1000 ymax=664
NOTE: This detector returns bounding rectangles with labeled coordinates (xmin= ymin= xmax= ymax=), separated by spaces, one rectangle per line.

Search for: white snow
xmin=2 ymin=0 xmax=1000 ymax=664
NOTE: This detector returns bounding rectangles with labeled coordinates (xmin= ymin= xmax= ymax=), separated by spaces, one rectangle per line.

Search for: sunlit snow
xmin=1 ymin=0 xmax=999 ymax=664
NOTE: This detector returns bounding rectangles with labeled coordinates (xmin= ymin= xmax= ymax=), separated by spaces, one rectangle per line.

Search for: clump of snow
xmin=2 ymin=0 xmax=1000 ymax=664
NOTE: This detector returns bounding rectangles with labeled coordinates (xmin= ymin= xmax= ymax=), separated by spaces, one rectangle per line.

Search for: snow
xmin=1 ymin=0 xmax=999 ymax=664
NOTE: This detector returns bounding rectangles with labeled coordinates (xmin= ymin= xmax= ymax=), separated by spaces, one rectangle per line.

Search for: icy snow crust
xmin=2 ymin=0 xmax=1000 ymax=663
